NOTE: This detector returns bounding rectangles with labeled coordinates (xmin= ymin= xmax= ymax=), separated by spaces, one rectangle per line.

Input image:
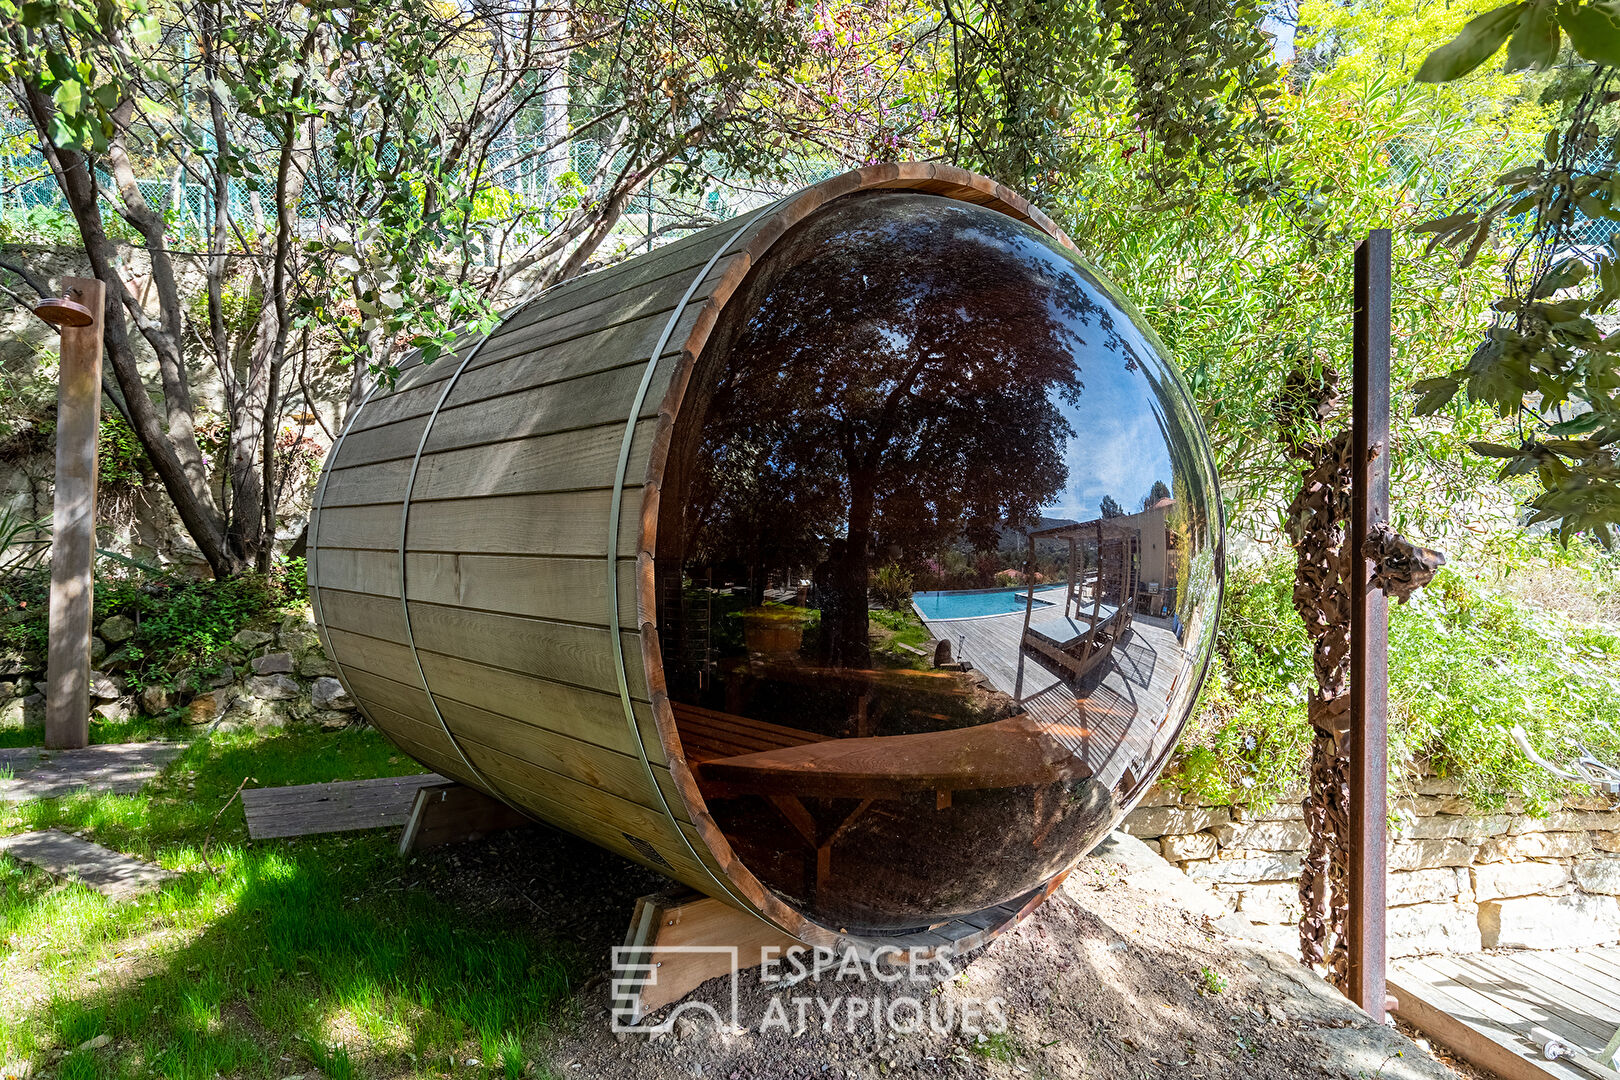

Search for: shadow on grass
xmin=0 ymin=726 xmax=669 ymax=1079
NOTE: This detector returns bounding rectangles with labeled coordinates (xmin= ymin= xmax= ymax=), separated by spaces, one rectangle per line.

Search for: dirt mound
xmin=550 ymin=835 xmax=1468 ymax=1080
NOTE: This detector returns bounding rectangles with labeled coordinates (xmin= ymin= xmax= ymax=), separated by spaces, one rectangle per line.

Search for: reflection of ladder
xmin=659 ymin=570 xmax=714 ymax=692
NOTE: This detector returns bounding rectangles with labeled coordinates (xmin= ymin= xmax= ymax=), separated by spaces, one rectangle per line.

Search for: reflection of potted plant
xmin=740 ymin=605 xmax=811 ymax=657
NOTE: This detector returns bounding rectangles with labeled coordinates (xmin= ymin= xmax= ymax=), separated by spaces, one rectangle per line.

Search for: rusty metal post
xmin=43 ymin=278 xmax=105 ymax=750
xmin=1350 ymin=231 xmax=1390 ymax=1020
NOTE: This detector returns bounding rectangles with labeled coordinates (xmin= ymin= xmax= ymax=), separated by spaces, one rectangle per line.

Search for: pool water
xmin=911 ymin=589 xmax=1053 ymax=620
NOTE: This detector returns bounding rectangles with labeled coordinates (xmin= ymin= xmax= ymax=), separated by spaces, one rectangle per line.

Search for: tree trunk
xmin=15 ymin=78 xmax=239 ymax=578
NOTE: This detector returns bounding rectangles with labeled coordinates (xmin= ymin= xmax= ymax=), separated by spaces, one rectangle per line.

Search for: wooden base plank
xmin=241 ymin=774 xmax=446 ymax=839
xmin=397 ymin=782 xmax=533 ymax=854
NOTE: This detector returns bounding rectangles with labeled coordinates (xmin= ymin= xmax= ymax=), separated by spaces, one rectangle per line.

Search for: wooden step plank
xmin=1421 ymin=954 xmax=1606 ymax=1052
xmin=1450 ymin=953 xmax=1615 ymax=1048
xmin=1500 ymin=952 xmax=1620 ymax=1036
xmin=0 ymin=742 xmax=186 ymax=803
xmin=1390 ymin=971 xmax=1581 ymax=1080
xmin=0 ymin=829 xmax=172 ymax=900
xmin=241 ymin=774 xmax=445 ymax=839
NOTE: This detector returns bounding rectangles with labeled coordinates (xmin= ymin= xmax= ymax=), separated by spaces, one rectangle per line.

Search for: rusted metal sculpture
xmin=1277 ymin=364 xmax=1444 ymax=991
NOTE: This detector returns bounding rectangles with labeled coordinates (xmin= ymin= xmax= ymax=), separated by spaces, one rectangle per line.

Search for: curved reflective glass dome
xmin=656 ymin=191 xmax=1223 ymax=934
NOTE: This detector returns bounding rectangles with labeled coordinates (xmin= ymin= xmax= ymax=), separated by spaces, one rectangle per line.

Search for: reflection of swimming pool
xmin=912 ymin=588 xmax=1054 ymax=620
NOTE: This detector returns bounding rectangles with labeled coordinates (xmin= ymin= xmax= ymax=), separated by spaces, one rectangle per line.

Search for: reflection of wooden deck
xmin=1392 ymin=949 xmax=1620 ymax=1080
xmin=920 ymin=604 xmax=1185 ymax=791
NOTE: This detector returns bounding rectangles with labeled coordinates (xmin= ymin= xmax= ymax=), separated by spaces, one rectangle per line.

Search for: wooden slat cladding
xmin=320 ymin=420 xmax=657 ymax=508
xmin=317 ymin=488 xmax=641 ymax=558
xmin=333 ymin=358 xmax=669 ymax=470
xmin=350 ymin=306 xmax=703 ymax=435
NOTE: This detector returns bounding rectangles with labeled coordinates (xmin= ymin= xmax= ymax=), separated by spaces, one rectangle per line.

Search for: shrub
xmin=1169 ymin=557 xmax=1620 ymax=813
xmin=871 ymin=563 xmax=914 ymax=611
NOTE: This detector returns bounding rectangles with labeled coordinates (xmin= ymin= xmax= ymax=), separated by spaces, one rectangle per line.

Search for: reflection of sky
xmin=1035 ymin=269 xmax=1175 ymax=524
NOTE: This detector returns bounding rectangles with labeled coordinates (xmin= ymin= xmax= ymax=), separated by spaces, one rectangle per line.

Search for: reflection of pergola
xmin=1018 ymin=518 xmax=1140 ymax=686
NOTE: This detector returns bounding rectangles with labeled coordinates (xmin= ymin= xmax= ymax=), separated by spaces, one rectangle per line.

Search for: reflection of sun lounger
xmin=1022 ymin=604 xmax=1129 ymax=684
xmin=673 ymin=702 xmax=1090 ymax=894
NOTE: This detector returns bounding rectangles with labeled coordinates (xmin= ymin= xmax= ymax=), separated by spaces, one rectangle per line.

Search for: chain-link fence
xmin=0 ymin=117 xmax=844 ymax=260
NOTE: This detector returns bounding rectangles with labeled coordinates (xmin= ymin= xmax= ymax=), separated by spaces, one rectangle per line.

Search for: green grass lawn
xmin=0 ymin=727 xmax=589 ymax=1080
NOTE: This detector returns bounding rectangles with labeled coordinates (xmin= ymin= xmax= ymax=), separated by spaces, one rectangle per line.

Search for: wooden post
xmin=1349 ymin=230 xmax=1391 ymax=1021
xmin=44 ymin=278 xmax=104 ymax=751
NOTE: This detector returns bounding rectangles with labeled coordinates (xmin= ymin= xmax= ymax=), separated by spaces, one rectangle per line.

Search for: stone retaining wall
xmin=1121 ymin=777 xmax=1620 ymax=955
xmin=0 ymin=603 xmax=360 ymax=736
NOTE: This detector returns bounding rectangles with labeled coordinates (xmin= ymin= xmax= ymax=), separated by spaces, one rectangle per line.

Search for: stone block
xmin=1477 ymin=831 xmax=1592 ymax=861
xmin=138 ymin=686 xmax=174 ymax=715
xmin=1470 ymin=860 xmax=1568 ymax=902
xmin=1566 ymin=793 xmax=1620 ymax=812
xmin=1513 ymin=810 xmax=1620 ymax=834
xmin=1134 ymin=784 xmax=1179 ymax=808
xmin=250 ymin=652 xmax=294 ymax=675
xmin=96 ymin=614 xmax=136 ymax=643
xmin=1388 ymin=838 xmax=1474 ymax=871
xmin=310 ymin=677 xmax=355 ymax=711
xmin=87 ymin=671 xmax=124 ymax=700
xmin=1389 ymin=868 xmax=1468 ymax=907
xmin=92 ymin=698 xmax=132 ymax=722
xmin=1234 ymin=882 xmax=1300 ymax=924
xmin=1574 ymin=856 xmax=1620 ymax=896
xmin=0 ymin=694 xmax=42 ymax=730
xmin=1388 ymin=902 xmax=1480 ymax=957
xmin=1392 ymin=812 xmax=1512 ymax=841
xmin=1159 ymin=832 xmax=1217 ymax=862
xmin=1414 ymin=775 xmax=1462 ymax=796
xmin=1595 ymin=831 xmax=1620 ymax=853
xmin=231 ymin=628 xmax=274 ymax=648
xmin=246 ymin=674 xmax=300 ymax=701
xmin=1119 ymin=805 xmax=1231 ymax=839
xmin=1479 ymin=893 xmax=1620 ymax=949
xmin=296 ymin=653 xmax=337 ymax=678
xmin=1212 ymin=819 xmax=1309 ymax=851
xmin=1229 ymin=798 xmax=1304 ymax=823
xmin=1181 ymin=853 xmax=1302 ymax=884
xmin=89 ymin=636 xmax=107 ymax=664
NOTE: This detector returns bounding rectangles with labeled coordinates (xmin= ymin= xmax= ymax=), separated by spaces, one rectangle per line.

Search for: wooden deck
xmin=921 ymin=598 xmax=1185 ymax=792
xmin=1392 ymin=949 xmax=1620 ymax=1080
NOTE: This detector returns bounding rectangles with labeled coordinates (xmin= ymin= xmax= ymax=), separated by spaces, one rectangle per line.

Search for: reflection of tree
xmin=686 ymin=193 xmax=1098 ymax=667
xmin=1099 ymin=495 xmax=1126 ymax=518
xmin=1142 ymin=480 xmax=1171 ymax=511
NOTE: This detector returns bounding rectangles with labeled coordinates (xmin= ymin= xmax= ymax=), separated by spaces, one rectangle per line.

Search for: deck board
xmin=241 ymin=773 xmax=446 ymax=839
xmin=1392 ymin=949 xmax=1620 ymax=1080
xmin=920 ymin=597 xmax=1185 ymax=792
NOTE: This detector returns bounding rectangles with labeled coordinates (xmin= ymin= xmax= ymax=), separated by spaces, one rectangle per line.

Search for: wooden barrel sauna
xmin=308 ymin=162 xmax=1225 ymax=956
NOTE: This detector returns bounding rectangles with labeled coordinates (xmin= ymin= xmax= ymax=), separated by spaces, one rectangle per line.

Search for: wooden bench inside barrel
xmin=673 ymin=702 xmax=1091 ymax=893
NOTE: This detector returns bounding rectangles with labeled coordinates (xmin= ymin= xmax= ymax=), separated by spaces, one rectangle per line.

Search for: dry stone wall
xmin=0 ymin=603 xmax=359 ymax=736
xmin=1122 ymin=777 xmax=1620 ymax=956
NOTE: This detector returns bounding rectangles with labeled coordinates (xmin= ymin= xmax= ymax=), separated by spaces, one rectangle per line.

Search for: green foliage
xmin=1198 ymin=966 xmax=1228 ymax=995
xmin=1064 ymin=74 xmax=1524 ymax=546
xmin=96 ymin=415 xmax=149 ymax=492
xmin=1412 ymin=0 xmax=1620 ymax=545
xmin=1173 ymin=557 xmax=1620 ymax=812
xmin=0 ymin=561 xmax=307 ymax=692
xmin=0 ymin=506 xmax=49 ymax=590
xmin=871 ymin=563 xmax=915 ymax=611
